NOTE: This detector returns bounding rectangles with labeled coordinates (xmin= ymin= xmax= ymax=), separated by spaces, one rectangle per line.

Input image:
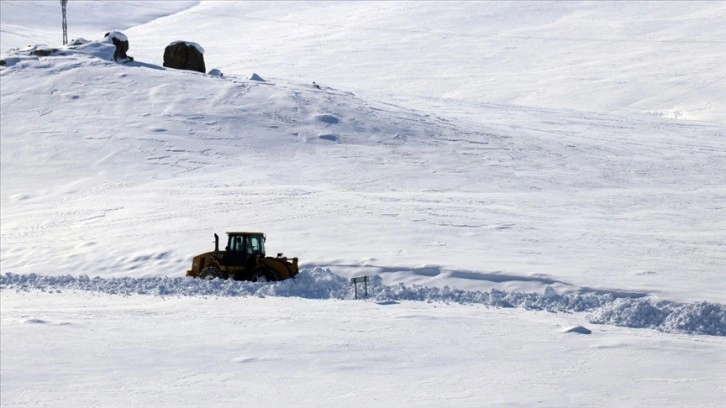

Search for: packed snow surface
xmin=2 ymin=1 xmax=725 ymax=407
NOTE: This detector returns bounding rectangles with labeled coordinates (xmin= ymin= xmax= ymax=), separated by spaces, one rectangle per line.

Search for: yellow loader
xmin=186 ymin=232 xmax=298 ymax=281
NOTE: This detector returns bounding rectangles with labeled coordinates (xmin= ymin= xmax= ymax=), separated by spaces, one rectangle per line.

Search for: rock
xmin=163 ymin=41 xmax=206 ymax=73
xmin=104 ymin=31 xmax=132 ymax=62
xmin=31 ymin=47 xmax=58 ymax=57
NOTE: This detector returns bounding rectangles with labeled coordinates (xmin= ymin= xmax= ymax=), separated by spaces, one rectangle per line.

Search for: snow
xmin=4 ymin=290 xmax=723 ymax=408
xmin=247 ymin=72 xmax=264 ymax=81
xmin=1 ymin=1 xmax=726 ymax=407
xmin=3 ymin=271 xmax=724 ymax=336
xmin=168 ymin=40 xmax=204 ymax=54
xmin=105 ymin=30 xmax=128 ymax=43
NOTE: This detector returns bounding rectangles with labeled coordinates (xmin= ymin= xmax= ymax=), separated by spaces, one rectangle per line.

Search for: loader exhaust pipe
xmin=214 ymin=233 xmax=219 ymax=252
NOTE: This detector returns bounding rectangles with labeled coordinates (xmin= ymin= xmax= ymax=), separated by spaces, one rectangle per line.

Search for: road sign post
xmin=351 ymin=276 xmax=369 ymax=299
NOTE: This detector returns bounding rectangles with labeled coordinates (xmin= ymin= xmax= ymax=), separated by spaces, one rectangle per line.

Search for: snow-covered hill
xmin=2 ymin=31 xmax=724 ymax=303
xmin=123 ymin=1 xmax=726 ymax=123
xmin=2 ymin=2 xmax=725 ymax=407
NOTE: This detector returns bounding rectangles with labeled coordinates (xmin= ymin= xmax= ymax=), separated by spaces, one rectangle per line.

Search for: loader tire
xmin=265 ymin=268 xmax=279 ymax=282
xmin=200 ymin=266 xmax=224 ymax=280
xmin=255 ymin=268 xmax=278 ymax=282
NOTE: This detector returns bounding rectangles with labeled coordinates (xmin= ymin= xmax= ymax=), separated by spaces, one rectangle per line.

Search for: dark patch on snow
xmin=318 ymin=134 xmax=338 ymax=142
xmin=316 ymin=114 xmax=340 ymax=124
xmin=562 ymin=325 xmax=592 ymax=334
xmin=23 ymin=318 xmax=48 ymax=324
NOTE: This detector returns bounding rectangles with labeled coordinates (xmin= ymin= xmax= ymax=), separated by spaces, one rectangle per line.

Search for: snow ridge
xmin=3 ymin=269 xmax=724 ymax=337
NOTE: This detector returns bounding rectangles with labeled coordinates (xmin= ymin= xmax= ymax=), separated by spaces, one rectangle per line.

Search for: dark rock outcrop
xmin=31 ymin=48 xmax=58 ymax=57
xmin=104 ymin=31 xmax=133 ymax=62
xmin=163 ymin=41 xmax=205 ymax=73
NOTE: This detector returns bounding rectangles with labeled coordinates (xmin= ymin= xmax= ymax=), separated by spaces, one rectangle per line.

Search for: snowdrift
xmin=3 ymin=269 xmax=724 ymax=337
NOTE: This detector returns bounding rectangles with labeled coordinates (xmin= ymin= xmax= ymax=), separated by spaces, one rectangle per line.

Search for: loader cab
xmin=224 ymin=232 xmax=266 ymax=265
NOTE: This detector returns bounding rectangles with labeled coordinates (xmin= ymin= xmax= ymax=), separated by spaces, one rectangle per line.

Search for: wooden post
xmin=351 ymin=276 xmax=369 ymax=299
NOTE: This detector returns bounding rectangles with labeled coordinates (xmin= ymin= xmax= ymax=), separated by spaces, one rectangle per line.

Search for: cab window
xmin=246 ymin=236 xmax=264 ymax=255
xmin=228 ymin=235 xmax=244 ymax=252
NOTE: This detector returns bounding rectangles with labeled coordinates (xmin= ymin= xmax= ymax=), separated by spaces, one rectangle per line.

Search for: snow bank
xmin=0 ymin=38 xmax=118 ymax=66
xmin=0 ymin=268 xmax=349 ymax=300
xmin=589 ymin=298 xmax=726 ymax=336
xmin=2 ymin=269 xmax=724 ymax=337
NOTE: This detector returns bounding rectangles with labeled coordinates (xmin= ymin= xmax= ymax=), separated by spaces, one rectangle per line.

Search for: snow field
xmin=2 ymin=2 xmax=726 ymax=407
xmin=2 ymin=290 xmax=725 ymax=408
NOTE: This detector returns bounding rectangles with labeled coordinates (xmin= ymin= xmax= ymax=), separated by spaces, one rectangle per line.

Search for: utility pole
xmin=61 ymin=0 xmax=68 ymax=45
